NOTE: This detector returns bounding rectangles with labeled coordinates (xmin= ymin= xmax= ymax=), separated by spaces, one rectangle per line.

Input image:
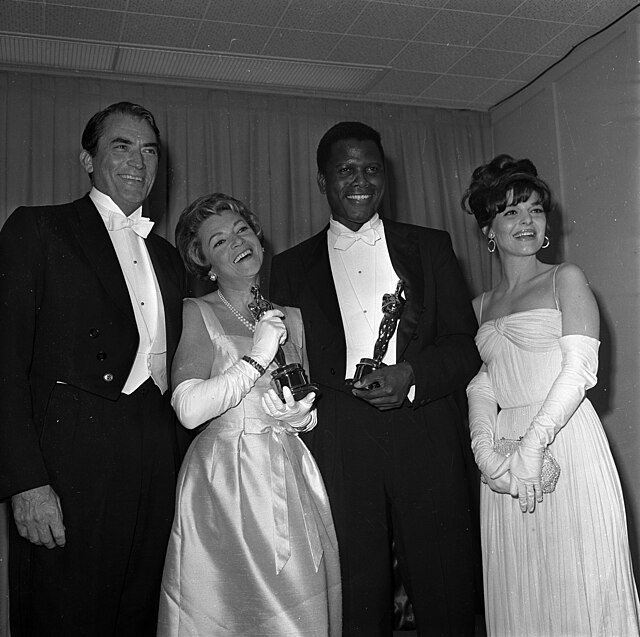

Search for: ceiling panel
xmin=349 ymin=3 xmax=438 ymax=39
xmin=328 ymin=34 xmax=405 ymax=65
xmin=45 ymin=5 xmax=123 ymax=41
xmin=414 ymin=10 xmax=504 ymax=46
xmin=0 ymin=0 xmax=637 ymax=112
xmin=129 ymin=0 xmax=210 ymax=20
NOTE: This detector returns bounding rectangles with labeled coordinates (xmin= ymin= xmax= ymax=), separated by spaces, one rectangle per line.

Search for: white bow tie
xmin=106 ymin=212 xmax=154 ymax=238
xmin=333 ymin=227 xmax=380 ymax=251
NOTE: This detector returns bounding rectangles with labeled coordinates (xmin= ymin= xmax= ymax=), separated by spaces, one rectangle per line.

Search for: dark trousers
xmin=9 ymin=379 xmax=182 ymax=637
xmin=307 ymin=389 xmax=477 ymax=637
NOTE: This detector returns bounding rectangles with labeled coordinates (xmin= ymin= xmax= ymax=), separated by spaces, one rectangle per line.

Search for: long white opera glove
xmin=496 ymin=334 xmax=599 ymax=501
xmin=261 ymin=386 xmax=317 ymax=433
xmin=171 ymin=360 xmax=261 ymax=429
xmin=249 ymin=309 xmax=287 ymax=369
xmin=521 ymin=334 xmax=599 ymax=447
xmin=467 ymin=368 xmax=508 ymax=480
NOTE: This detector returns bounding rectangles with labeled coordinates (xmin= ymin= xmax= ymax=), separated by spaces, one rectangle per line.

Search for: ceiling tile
xmin=121 ymin=13 xmax=200 ymax=49
xmin=279 ymin=0 xmax=367 ymax=33
xmin=476 ymin=78 xmax=525 ymax=106
xmin=193 ymin=21 xmax=273 ymax=55
xmin=263 ymin=29 xmax=343 ymax=60
xmin=349 ymin=3 xmax=437 ymax=39
xmin=328 ymin=35 xmax=405 ymax=66
xmin=203 ymin=0 xmax=290 ymax=26
xmin=505 ymin=53 xmax=558 ymax=80
xmin=478 ymin=16 xmax=567 ymax=52
xmin=423 ymin=74 xmax=493 ymax=100
xmin=449 ymin=48 xmax=529 ymax=79
xmin=392 ymin=41 xmax=468 ymax=72
xmin=44 ymin=0 xmax=127 ymax=9
xmin=372 ymin=69 xmax=439 ymax=95
xmin=513 ymin=0 xmax=600 ymax=23
xmin=128 ymin=0 xmax=210 ymax=19
xmin=577 ymin=0 xmax=639 ymax=27
xmin=411 ymin=95 xmax=474 ymax=109
xmin=372 ymin=0 xmax=448 ymax=7
xmin=45 ymin=5 xmax=123 ymax=41
xmin=538 ymin=24 xmax=599 ymax=56
xmin=1 ymin=1 xmax=45 ymax=34
xmin=414 ymin=9 xmax=503 ymax=46
xmin=443 ymin=0 xmax=523 ymax=16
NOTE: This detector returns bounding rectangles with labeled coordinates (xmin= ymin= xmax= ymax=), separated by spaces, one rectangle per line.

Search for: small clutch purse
xmin=482 ymin=437 xmax=561 ymax=493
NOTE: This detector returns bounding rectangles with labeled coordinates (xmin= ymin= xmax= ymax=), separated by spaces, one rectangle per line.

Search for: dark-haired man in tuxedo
xmin=270 ymin=121 xmax=481 ymax=636
xmin=0 ymin=102 xmax=186 ymax=636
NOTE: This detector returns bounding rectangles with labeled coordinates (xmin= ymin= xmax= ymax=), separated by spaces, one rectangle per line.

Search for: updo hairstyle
xmin=461 ymin=154 xmax=552 ymax=230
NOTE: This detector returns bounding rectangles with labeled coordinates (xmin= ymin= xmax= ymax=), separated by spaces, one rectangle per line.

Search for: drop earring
xmin=487 ymin=234 xmax=496 ymax=253
xmin=208 ymin=270 xmax=217 ymax=282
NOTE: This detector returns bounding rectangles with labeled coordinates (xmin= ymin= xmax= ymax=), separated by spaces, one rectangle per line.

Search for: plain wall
xmin=490 ymin=6 xmax=640 ymax=565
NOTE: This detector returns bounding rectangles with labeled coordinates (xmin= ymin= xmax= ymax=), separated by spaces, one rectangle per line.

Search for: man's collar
xmin=89 ymin=187 xmax=142 ymax=218
xmin=329 ymin=213 xmax=381 ymax=236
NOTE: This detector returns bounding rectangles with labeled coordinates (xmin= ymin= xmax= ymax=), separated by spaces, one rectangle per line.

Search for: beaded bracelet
xmin=242 ymin=355 xmax=266 ymax=375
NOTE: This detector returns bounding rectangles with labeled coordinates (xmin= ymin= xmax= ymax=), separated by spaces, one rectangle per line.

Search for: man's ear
xmin=317 ymin=171 xmax=326 ymax=194
xmin=80 ymin=150 xmax=93 ymax=175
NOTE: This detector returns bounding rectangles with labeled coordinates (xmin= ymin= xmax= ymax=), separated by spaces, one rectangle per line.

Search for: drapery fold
xmin=0 ymin=69 xmax=494 ymax=636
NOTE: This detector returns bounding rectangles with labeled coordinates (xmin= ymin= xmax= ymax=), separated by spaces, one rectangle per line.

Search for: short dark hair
xmin=175 ymin=193 xmax=264 ymax=281
xmin=81 ymin=102 xmax=160 ymax=157
xmin=316 ymin=121 xmax=384 ymax=174
xmin=461 ymin=154 xmax=553 ymax=229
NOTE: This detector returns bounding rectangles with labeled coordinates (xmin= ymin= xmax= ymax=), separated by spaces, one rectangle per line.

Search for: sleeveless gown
xmin=476 ymin=308 xmax=640 ymax=636
xmin=157 ymin=298 xmax=341 ymax=636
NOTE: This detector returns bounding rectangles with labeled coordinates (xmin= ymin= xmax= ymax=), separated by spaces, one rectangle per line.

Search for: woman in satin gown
xmin=462 ymin=155 xmax=640 ymax=636
xmin=157 ymin=193 xmax=341 ymax=636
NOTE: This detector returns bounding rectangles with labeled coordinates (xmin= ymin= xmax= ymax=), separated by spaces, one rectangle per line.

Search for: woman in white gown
xmin=157 ymin=193 xmax=341 ymax=636
xmin=462 ymin=155 xmax=640 ymax=636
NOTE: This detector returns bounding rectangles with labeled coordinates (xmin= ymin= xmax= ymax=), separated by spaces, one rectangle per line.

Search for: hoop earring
xmin=541 ymin=236 xmax=550 ymax=249
xmin=487 ymin=237 xmax=496 ymax=253
xmin=208 ymin=270 xmax=217 ymax=282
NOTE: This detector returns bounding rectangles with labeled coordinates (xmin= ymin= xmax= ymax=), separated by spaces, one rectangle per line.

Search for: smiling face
xmin=80 ymin=113 xmax=159 ymax=216
xmin=486 ymin=190 xmax=547 ymax=256
xmin=198 ymin=209 xmax=263 ymax=287
xmin=317 ymin=138 xmax=385 ymax=231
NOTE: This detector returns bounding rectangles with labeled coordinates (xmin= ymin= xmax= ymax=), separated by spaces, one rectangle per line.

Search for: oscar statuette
xmin=248 ymin=285 xmax=319 ymax=401
xmin=350 ymin=280 xmax=406 ymax=386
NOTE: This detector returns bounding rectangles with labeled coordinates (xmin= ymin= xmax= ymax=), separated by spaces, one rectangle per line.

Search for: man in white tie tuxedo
xmin=0 ymin=102 xmax=187 ymax=636
xmin=270 ymin=121 xmax=482 ymax=636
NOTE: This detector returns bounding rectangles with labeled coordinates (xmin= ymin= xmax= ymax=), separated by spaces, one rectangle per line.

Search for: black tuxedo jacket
xmin=0 ymin=195 xmax=186 ymax=500
xmin=270 ymin=217 xmax=481 ymax=412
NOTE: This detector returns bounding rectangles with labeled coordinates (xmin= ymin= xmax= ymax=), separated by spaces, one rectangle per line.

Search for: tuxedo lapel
xmin=302 ymin=227 xmax=343 ymax=330
xmin=71 ymin=195 xmax=136 ymax=325
xmin=146 ymin=236 xmax=182 ymax=356
xmin=383 ymin=219 xmax=423 ymax=361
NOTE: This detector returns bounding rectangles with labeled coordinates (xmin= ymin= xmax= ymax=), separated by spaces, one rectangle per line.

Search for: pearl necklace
xmin=217 ymin=290 xmax=255 ymax=333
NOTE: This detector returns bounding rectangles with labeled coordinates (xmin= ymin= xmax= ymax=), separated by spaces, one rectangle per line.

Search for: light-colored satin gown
xmin=158 ymin=298 xmax=341 ymax=637
xmin=477 ymin=308 xmax=640 ymax=636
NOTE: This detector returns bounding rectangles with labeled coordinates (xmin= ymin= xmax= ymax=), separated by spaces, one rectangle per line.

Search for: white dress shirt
xmin=90 ymin=188 xmax=168 ymax=394
xmin=328 ymin=214 xmax=400 ymax=381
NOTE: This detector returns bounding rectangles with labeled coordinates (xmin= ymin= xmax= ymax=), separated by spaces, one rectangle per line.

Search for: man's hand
xmin=352 ymin=361 xmax=414 ymax=410
xmin=11 ymin=484 xmax=66 ymax=548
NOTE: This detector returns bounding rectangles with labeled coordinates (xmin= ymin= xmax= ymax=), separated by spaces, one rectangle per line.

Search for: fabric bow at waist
xmin=243 ymin=417 xmax=325 ymax=574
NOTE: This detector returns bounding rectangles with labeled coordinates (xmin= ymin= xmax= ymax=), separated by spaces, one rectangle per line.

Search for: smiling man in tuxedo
xmin=270 ymin=121 xmax=481 ymax=636
xmin=0 ymin=102 xmax=186 ymax=636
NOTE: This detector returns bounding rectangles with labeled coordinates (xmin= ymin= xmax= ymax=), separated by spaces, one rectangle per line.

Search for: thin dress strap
xmin=552 ymin=265 xmax=561 ymax=311
xmin=479 ymin=292 xmax=486 ymax=324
